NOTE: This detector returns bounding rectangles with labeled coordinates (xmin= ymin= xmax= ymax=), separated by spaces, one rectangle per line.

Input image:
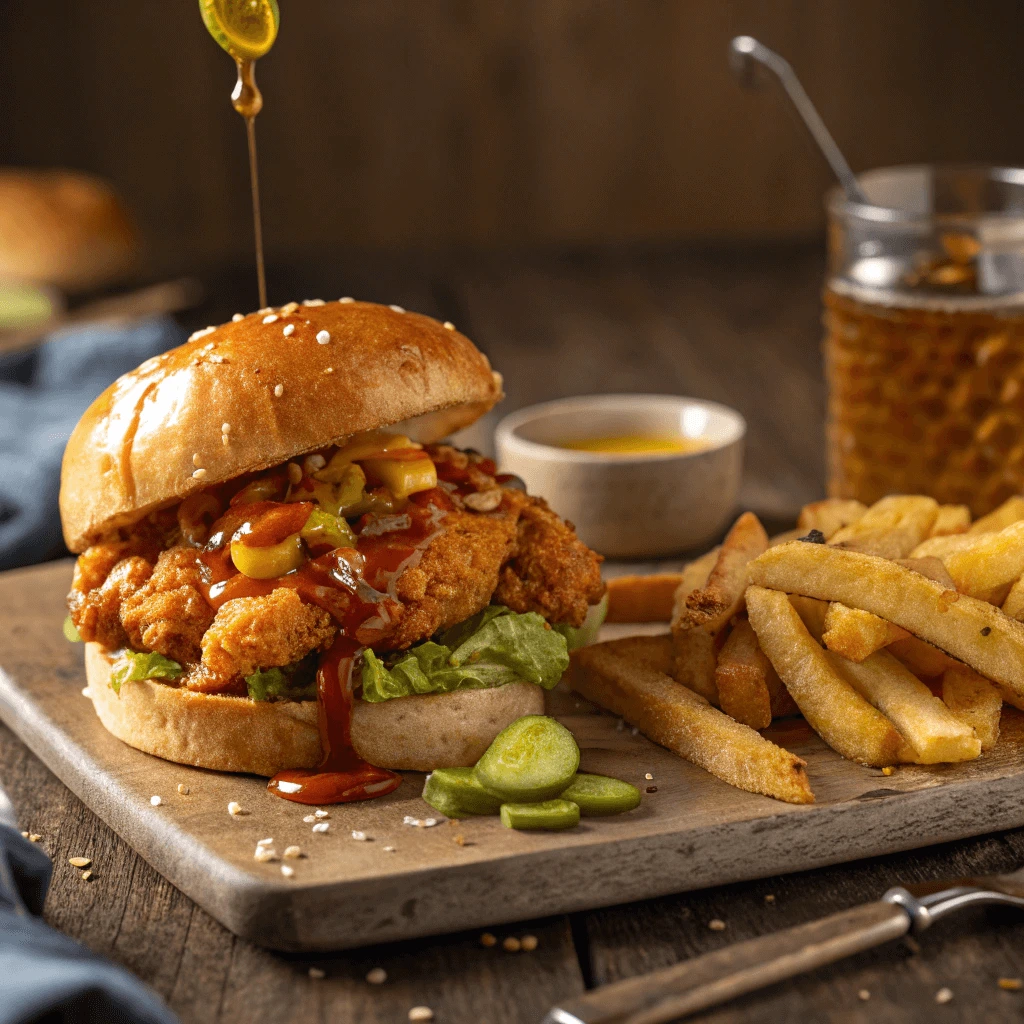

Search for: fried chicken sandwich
xmin=61 ymin=300 xmax=604 ymax=802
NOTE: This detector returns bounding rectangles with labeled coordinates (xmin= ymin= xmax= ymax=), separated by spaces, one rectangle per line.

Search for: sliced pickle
xmin=361 ymin=454 xmax=437 ymax=499
xmin=422 ymin=768 xmax=503 ymax=817
xmin=474 ymin=715 xmax=580 ymax=802
xmin=499 ymin=799 xmax=580 ymax=831
xmin=316 ymin=433 xmax=416 ymax=481
xmin=230 ymin=533 xmax=303 ymax=578
xmin=559 ymin=774 xmax=641 ymax=816
xmin=300 ymin=508 xmax=356 ymax=552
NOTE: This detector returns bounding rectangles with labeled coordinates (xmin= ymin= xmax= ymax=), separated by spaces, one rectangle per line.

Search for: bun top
xmin=0 ymin=169 xmax=137 ymax=292
xmin=60 ymin=300 xmax=503 ymax=551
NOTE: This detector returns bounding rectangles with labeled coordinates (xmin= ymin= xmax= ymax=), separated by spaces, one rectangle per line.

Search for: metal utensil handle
xmin=544 ymin=900 xmax=909 ymax=1024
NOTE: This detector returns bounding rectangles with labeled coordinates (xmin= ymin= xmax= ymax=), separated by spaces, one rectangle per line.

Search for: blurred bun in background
xmin=0 ymin=169 xmax=138 ymax=293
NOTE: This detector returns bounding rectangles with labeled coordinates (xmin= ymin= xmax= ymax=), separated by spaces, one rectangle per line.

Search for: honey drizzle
xmin=232 ymin=59 xmax=268 ymax=309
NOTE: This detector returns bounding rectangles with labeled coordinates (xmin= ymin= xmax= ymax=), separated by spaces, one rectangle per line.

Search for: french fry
xmin=593 ymin=633 xmax=675 ymax=675
xmin=788 ymin=594 xmax=828 ymax=642
xmin=679 ymin=547 xmax=719 ymax=595
xmin=996 ymin=682 xmax=1024 ymax=712
xmin=968 ymin=495 xmax=1024 ymax=534
xmin=1002 ymin=576 xmax=1024 ymax=622
xmin=746 ymin=586 xmax=913 ymax=766
xmin=714 ymin=618 xmax=773 ymax=729
xmin=569 ymin=641 xmax=814 ymax=804
xmin=606 ymin=574 xmax=683 ymax=623
xmin=942 ymin=663 xmax=1002 ymax=751
xmin=829 ymin=649 xmax=981 ymax=763
xmin=769 ymin=528 xmax=803 ymax=547
xmin=893 ymin=557 xmax=956 ymax=589
xmin=942 ymin=520 xmax=1024 ymax=598
xmin=930 ymin=504 xmax=971 ymax=537
xmin=828 ymin=495 xmax=939 ymax=558
xmin=797 ymin=498 xmax=867 ymax=540
xmin=748 ymin=542 xmax=1024 ymax=697
xmin=822 ymin=603 xmax=910 ymax=662
xmin=910 ymin=533 xmax=987 ymax=560
xmin=672 ymin=513 xmax=768 ymax=703
xmin=888 ymin=636 xmax=951 ymax=679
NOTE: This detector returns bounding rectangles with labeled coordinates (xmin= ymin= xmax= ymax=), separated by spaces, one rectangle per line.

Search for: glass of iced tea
xmin=824 ymin=165 xmax=1024 ymax=516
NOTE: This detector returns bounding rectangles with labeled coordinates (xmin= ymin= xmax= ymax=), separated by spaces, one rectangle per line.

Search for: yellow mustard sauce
xmin=559 ymin=433 xmax=710 ymax=455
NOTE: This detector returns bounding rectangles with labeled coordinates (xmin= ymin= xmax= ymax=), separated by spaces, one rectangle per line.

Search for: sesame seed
xmin=306 ymin=454 xmax=326 ymax=471
xmin=520 ymin=935 xmax=538 ymax=952
xmin=81 ymin=869 xmax=94 ymax=881
xmin=20 ymin=831 xmax=27 ymax=839
xmin=222 ymin=435 xmax=230 ymax=445
xmin=281 ymin=864 xmax=295 ymax=878
xmin=453 ymin=834 xmax=466 ymax=846
xmin=257 ymin=837 xmax=274 ymax=846
xmin=316 ymin=330 xmax=331 ymax=345
xmin=254 ymin=846 xmax=277 ymax=863
xmin=479 ymin=932 xmax=497 ymax=948
xmin=258 ymin=307 xmax=272 ymax=314
xmin=631 ymin=727 xmax=639 ymax=736
xmin=340 ymin=296 xmax=354 ymax=303
xmin=68 ymin=857 xmax=91 ymax=868
xmin=502 ymin=936 xmax=521 ymax=952
xmin=764 ymin=894 xmax=775 ymax=903
xmin=189 ymin=326 xmax=216 ymax=341
xmin=858 ymin=989 xmax=871 ymax=1001
xmin=351 ymin=830 xmax=368 ymax=841
xmin=281 ymin=301 xmax=299 ymax=314
xmin=81 ymin=687 xmax=90 ymax=697
xmin=192 ymin=468 xmax=208 ymax=480
xmin=383 ymin=845 xmax=396 ymax=852
xmin=708 ymin=919 xmax=726 ymax=931
xmin=263 ymin=314 xmax=279 ymax=324
xmin=308 ymin=967 xmax=325 ymax=979
xmin=283 ymin=323 xmax=295 ymax=337
xmin=274 ymin=384 xmax=284 ymax=398
xmin=644 ymin=773 xmax=654 ymax=780
xmin=882 ymin=766 xmax=894 ymax=776
xmin=366 ymin=967 xmax=387 ymax=985
xmin=228 ymin=801 xmax=244 ymax=816
xmin=443 ymin=321 xmax=455 ymax=330
xmin=177 ymin=784 xmax=189 ymax=795
xmin=150 ymin=795 xmax=162 ymax=807
xmin=323 ymin=367 xmax=334 ymax=374
xmin=314 ymin=809 xmax=329 ymax=818
xmin=232 ymin=313 xmax=244 ymax=322
xmin=222 ymin=422 xmax=232 ymax=433
xmin=287 ymin=462 xmax=303 ymax=485
xmin=284 ymin=845 xmax=302 ymax=859
xmin=28 ymin=834 xmax=40 ymax=843
xmin=303 ymin=298 xmax=325 ymax=306
xmin=312 ymin=822 xmax=330 ymax=833
xmin=408 ymin=1007 xmax=434 ymax=1022
xmin=935 ymin=988 xmax=953 ymax=1004
xmin=999 ymin=978 xmax=1023 ymax=991
xmin=303 ymin=814 xmax=316 ymax=823
xmin=389 ymin=304 xmax=405 ymax=314
xmin=192 ymin=452 xmax=202 ymax=467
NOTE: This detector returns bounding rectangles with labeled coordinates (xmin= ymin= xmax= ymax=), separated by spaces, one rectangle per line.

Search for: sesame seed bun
xmin=60 ymin=300 xmax=503 ymax=551
xmin=84 ymin=643 xmax=544 ymax=775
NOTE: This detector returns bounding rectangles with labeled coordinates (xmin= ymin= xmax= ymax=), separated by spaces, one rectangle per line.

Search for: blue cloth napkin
xmin=0 ymin=823 xmax=177 ymax=1024
xmin=0 ymin=317 xmax=186 ymax=571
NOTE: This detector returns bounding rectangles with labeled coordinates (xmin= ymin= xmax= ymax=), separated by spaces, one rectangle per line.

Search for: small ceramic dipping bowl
xmin=494 ymin=394 xmax=745 ymax=559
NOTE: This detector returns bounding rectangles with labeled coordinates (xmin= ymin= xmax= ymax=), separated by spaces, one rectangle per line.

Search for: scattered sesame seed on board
xmin=502 ymin=936 xmax=521 ymax=953
xmin=284 ymin=846 xmax=302 ymax=859
xmin=28 ymin=834 xmax=41 ymax=843
xmin=282 ymin=323 xmax=295 ymax=337
xmin=316 ymin=330 xmax=331 ymax=345
xmin=262 ymin=314 xmax=279 ymax=324
xmin=192 ymin=468 xmax=207 ymax=480
xmin=383 ymin=845 xmax=396 ymax=853
xmin=443 ymin=321 xmax=455 ymax=330
xmin=351 ymin=831 xmax=368 ymax=841
xmin=708 ymin=919 xmax=726 ymax=931
xmin=274 ymin=384 xmax=284 ymax=398
xmin=228 ymin=801 xmax=244 ymax=816
xmin=479 ymin=933 xmax=497 ymax=948
xmin=314 ymin=809 xmax=329 ymax=818
xmin=520 ymin=935 xmax=538 ymax=952
xmin=257 ymin=837 xmax=273 ymax=846
xmin=308 ymin=967 xmax=325 ymax=979
xmin=453 ymin=835 xmax=466 ymax=846
xmin=882 ymin=766 xmax=894 ymax=776
xmin=644 ymin=772 xmax=653 ymax=780
xmin=858 ymin=989 xmax=870 ymax=1001
xmin=366 ymin=967 xmax=387 ymax=985
xmin=389 ymin=304 xmax=405 ymax=314
xmin=303 ymin=814 xmax=316 ymax=823
xmin=254 ymin=846 xmax=277 ymax=863
xmin=81 ymin=870 xmax=94 ymax=882
xmin=999 ymin=978 xmax=1023 ymax=991
xmin=150 ymin=795 xmax=162 ymax=806
xmin=68 ymin=857 xmax=91 ymax=868
xmin=231 ymin=313 xmax=244 ymax=322
xmin=935 ymin=988 xmax=953 ymax=1004
xmin=177 ymin=784 xmax=189 ymax=795
xmin=281 ymin=864 xmax=295 ymax=878
xmin=764 ymin=894 xmax=775 ymax=904
xmin=408 ymin=1008 xmax=434 ymax=1023
xmin=312 ymin=822 xmax=330 ymax=833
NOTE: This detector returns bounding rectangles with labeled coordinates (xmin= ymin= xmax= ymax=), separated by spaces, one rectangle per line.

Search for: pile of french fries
xmin=572 ymin=495 xmax=1024 ymax=805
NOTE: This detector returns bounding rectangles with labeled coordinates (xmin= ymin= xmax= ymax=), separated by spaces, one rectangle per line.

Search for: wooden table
xmin=4 ymin=244 xmax=1024 ymax=1023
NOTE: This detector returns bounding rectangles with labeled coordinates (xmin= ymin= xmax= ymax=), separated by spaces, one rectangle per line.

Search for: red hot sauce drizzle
xmin=196 ymin=484 xmax=457 ymax=804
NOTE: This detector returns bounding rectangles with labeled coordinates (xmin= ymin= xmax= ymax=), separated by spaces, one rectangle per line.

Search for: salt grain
xmin=228 ymin=801 xmax=244 ymax=816
xmin=150 ymin=795 xmax=162 ymax=807
xmin=366 ymin=967 xmax=387 ymax=985
xmin=262 ymin=314 xmax=279 ymax=324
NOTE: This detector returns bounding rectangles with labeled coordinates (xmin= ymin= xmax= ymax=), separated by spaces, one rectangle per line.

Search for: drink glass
xmin=824 ymin=165 xmax=1024 ymax=515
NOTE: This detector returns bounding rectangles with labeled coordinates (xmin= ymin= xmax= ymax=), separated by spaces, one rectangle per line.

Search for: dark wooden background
xmin=2 ymin=0 xmax=1024 ymax=278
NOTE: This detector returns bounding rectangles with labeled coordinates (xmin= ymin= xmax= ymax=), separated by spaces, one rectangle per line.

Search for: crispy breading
xmin=494 ymin=491 xmax=604 ymax=627
xmin=389 ymin=507 xmax=519 ymax=649
xmin=198 ymin=589 xmax=335 ymax=690
xmin=121 ymin=547 xmax=216 ymax=665
xmin=70 ymin=555 xmax=153 ymax=650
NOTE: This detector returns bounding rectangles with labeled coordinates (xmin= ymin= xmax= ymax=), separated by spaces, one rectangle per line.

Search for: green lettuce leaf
xmin=246 ymin=665 xmax=317 ymax=702
xmin=110 ymin=650 xmax=183 ymax=695
xmin=553 ymin=593 xmax=609 ymax=651
xmin=361 ymin=606 xmax=569 ymax=703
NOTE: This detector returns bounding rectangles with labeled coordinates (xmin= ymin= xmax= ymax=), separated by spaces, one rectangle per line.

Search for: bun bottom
xmin=84 ymin=643 xmax=544 ymax=775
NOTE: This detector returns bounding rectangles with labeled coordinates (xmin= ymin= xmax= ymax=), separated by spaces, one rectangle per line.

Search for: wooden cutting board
xmin=4 ymin=560 xmax=1024 ymax=952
